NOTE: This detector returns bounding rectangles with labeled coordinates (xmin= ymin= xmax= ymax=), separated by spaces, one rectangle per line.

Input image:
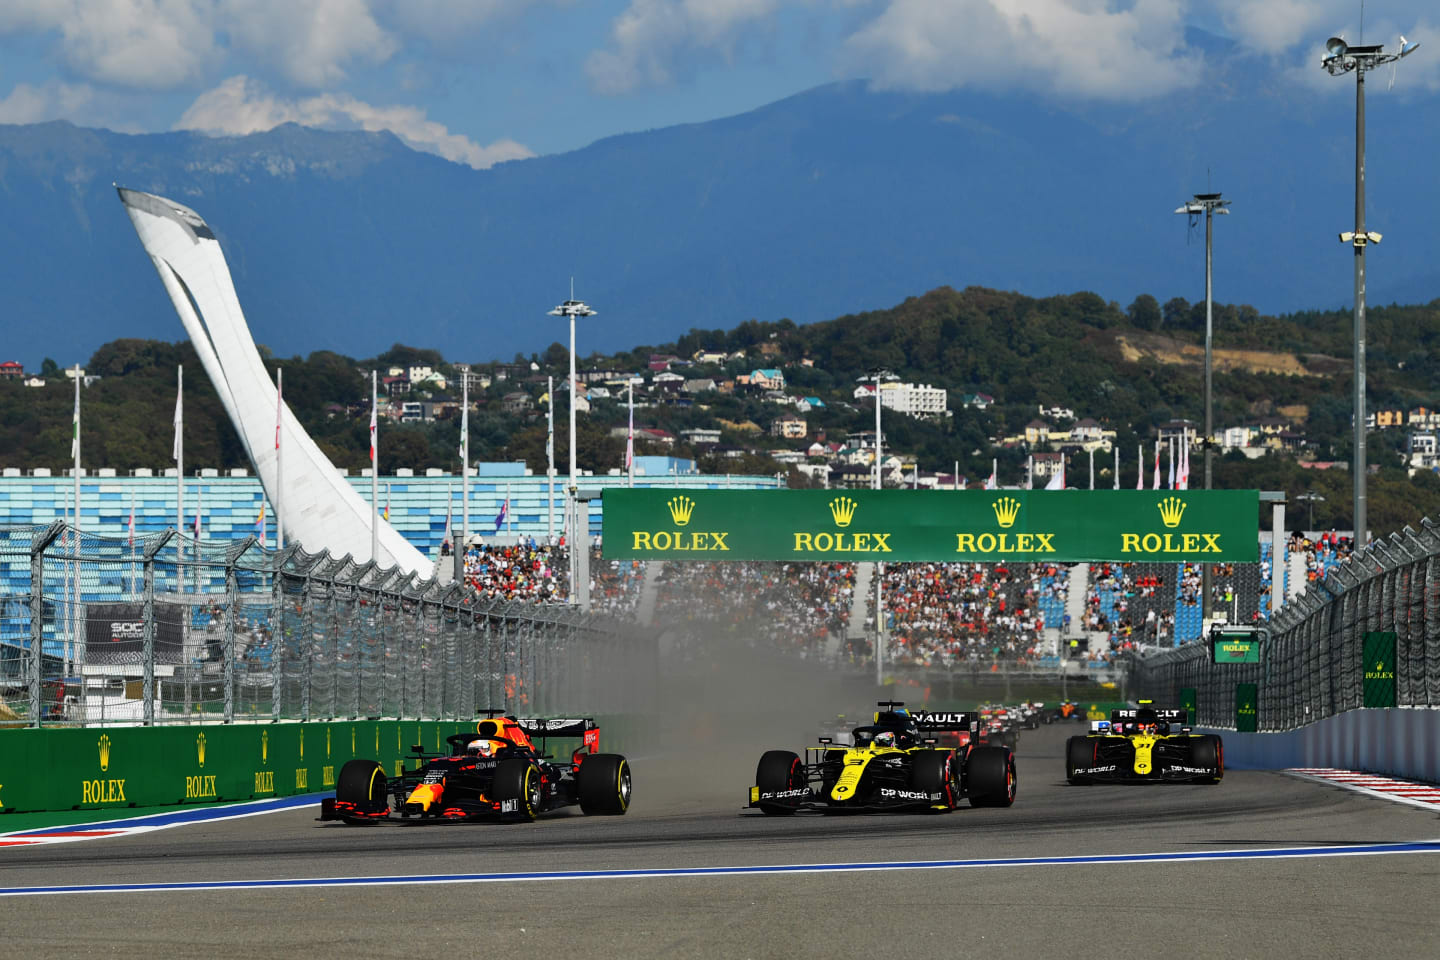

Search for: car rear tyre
xmin=1066 ymin=736 xmax=1094 ymax=785
xmin=335 ymin=759 xmax=387 ymax=819
xmin=967 ymin=746 xmax=1017 ymax=807
xmin=756 ymin=750 xmax=804 ymax=816
xmin=492 ymin=759 xmax=542 ymax=821
xmin=910 ymin=750 xmax=957 ymax=810
xmin=578 ymin=754 xmax=632 ymax=814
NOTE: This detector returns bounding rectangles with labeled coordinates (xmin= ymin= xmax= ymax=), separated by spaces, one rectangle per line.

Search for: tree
xmin=1127 ymin=294 xmax=1162 ymax=331
xmin=1161 ymin=297 xmax=1190 ymax=328
xmin=40 ymin=357 xmax=59 ymax=377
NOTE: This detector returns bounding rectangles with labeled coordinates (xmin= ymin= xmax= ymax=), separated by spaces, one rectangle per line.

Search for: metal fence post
xmin=141 ymin=530 xmax=175 ymax=726
xmin=300 ymin=570 xmax=315 ymax=722
xmin=224 ymin=546 xmax=237 ymax=723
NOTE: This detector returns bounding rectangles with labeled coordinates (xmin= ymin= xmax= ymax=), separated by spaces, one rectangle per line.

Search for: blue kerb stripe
xmin=3 ymin=841 xmax=1438 ymax=897
xmin=11 ymin=793 xmax=325 ymax=836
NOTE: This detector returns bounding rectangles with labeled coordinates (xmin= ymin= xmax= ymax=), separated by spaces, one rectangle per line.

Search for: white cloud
xmin=0 ymin=82 xmax=95 ymax=124
xmin=844 ymin=0 xmax=1199 ymax=100
xmin=175 ymin=76 xmax=534 ymax=169
xmin=0 ymin=0 xmax=216 ymax=89
xmin=220 ymin=0 xmax=398 ymax=88
xmin=586 ymin=0 xmax=785 ymax=94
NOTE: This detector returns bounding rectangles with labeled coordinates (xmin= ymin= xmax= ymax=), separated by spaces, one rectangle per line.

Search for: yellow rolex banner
xmin=601 ymin=489 xmax=1260 ymax=562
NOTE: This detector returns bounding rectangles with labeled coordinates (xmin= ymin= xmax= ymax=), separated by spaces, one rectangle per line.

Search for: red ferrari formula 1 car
xmin=320 ymin=713 xmax=631 ymax=823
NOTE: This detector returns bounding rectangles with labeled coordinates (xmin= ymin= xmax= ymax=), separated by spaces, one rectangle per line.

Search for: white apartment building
xmin=880 ymin=382 xmax=948 ymax=418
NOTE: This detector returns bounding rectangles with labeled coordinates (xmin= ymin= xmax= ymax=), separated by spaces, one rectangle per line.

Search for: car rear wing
xmin=513 ymin=717 xmax=601 ymax=752
xmin=1110 ymin=708 xmax=1187 ymax=723
xmin=911 ymin=710 xmax=979 ymax=733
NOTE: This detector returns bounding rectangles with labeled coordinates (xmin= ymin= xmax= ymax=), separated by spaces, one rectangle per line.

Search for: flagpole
xmin=275 ymin=367 xmax=284 ymax=552
xmin=546 ymin=376 xmax=555 ymax=544
xmin=1089 ymin=448 xmax=1094 ymax=490
xmin=130 ymin=490 xmax=138 ymax=595
xmin=626 ymin=378 xmax=634 ymax=488
xmin=954 ymin=460 xmax=959 ymax=491
xmin=71 ymin=364 xmax=81 ymax=678
xmin=506 ymin=481 xmax=512 ymax=535
xmin=370 ymin=371 xmax=378 ymax=564
xmin=459 ymin=373 xmax=469 ymax=581
xmin=175 ymin=365 xmax=184 ymax=591
xmin=1137 ymin=443 xmax=1143 ymax=490
xmin=1114 ymin=446 xmax=1120 ymax=490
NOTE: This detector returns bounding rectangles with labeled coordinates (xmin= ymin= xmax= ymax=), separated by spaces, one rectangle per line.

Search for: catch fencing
xmin=0 ymin=522 xmax=652 ymax=727
xmin=1129 ymin=521 xmax=1440 ymax=730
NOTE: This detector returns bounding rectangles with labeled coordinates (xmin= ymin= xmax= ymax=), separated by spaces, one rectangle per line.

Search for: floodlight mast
xmin=549 ymin=292 xmax=597 ymax=603
xmin=1174 ymin=191 xmax=1229 ymax=625
xmin=1321 ymin=32 xmax=1419 ymax=546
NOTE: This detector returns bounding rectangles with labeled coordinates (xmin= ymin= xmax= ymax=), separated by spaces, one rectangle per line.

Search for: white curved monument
xmin=118 ymin=187 xmax=429 ymax=575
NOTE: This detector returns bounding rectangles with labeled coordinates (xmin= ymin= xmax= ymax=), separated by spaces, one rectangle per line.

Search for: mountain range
xmin=1 ymin=51 xmax=1439 ymax=368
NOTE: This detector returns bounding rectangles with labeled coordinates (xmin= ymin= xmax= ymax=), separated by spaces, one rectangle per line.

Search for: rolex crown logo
xmin=261 ymin=730 xmax=269 ymax=764
xmin=1376 ymin=660 xmax=1385 ymax=672
xmin=667 ymin=495 xmax=695 ymax=526
xmin=829 ymin=496 xmax=858 ymax=528
xmin=98 ymin=734 xmax=111 ymax=772
xmin=197 ymin=733 xmax=206 ymax=768
xmin=1157 ymin=496 xmax=1187 ymax=528
xmin=991 ymin=496 xmax=1021 ymax=529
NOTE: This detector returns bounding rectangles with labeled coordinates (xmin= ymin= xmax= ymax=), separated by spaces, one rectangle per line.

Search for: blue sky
xmin=1 ymin=2 xmax=1437 ymax=166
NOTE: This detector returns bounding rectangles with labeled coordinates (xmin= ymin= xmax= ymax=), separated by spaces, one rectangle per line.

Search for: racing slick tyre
xmin=1066 ymin=736 xmax=1094 ymax=784
xmin=492 ymin=759 xmax=543 ymax=822
xmin=578 ymin=753 xmax=632 ymax=815
xmin=335 ymin=759 xmax=387 ymax=821
xmin=756 ymin=750 xmax=804 ymax=816
xmin=909 ymin=751 xmax=958 ymax=810
xmin=966 ymin=746 xmax=1017 ymax=807
xmin=1190 ymin=735 xmax=1224 ymax=784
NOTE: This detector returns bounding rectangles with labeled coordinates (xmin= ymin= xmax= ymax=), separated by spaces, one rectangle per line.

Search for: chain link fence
xmin=0 ymin=522 xmax=653 ymax=727
xmin=1129 ymin=521 xmax=1440 ymax=731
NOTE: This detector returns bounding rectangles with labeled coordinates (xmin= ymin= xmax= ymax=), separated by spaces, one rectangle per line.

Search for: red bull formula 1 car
xmin=1065 ymin=703 xmax=1223 ymax=784
xmin=321 ymin=713 xmax=631 ymax=823
xmin=748 ymin=702 xmax=1016 ymax=814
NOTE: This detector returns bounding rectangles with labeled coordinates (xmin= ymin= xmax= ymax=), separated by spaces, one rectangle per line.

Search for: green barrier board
xmin=1235 ymin=683 xmax=1258 ymax=733
xmin=1211 ymin=634 xmax=1262 ymax=664
xmin=1179 ymin=687 xmax=1197 ymax=725
xmin=0 ymin=716 xmax=644 ymax=816
xmin=602 ymin=489 xmax=1260 ymax=562
xmin=1362 ymin=632 xmax=1398 ymax=708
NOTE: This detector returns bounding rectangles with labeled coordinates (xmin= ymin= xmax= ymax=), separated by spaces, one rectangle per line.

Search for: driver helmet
xmin=873 ymin=731 xmax=896 ymax=749
xmin=1141 ymin=722 xmax=1158 ymax=735
xmin=466 ymin=739 xmax=501 ymax=758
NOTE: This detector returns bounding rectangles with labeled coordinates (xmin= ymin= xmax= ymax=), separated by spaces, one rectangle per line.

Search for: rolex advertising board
xmin=602 ymin=489 xmax=1260 ymax=562
xmin=1362 ymin=632 xmax=1397 ymax=708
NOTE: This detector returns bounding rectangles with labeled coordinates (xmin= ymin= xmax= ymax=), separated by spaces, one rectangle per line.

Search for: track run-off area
xmin=2 ymin=724 xmax=1437 ymax=959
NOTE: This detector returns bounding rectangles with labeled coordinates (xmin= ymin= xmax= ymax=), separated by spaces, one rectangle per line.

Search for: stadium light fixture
xmin=1321 ymin=28 xmax=1420 ymax=545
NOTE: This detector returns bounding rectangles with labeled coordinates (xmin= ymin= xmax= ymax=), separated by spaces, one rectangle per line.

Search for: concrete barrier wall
xmin=0 ymin=716 xmax=644 ymax=816
xmin=1201 ymin=708 xmax=1440 ymax=782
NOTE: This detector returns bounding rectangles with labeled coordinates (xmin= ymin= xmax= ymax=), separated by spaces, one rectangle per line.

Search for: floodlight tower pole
xmin=1175 ymin=191 xmax=1229 ymax=625
xmin=549 ymin=293 xmax=597 ymax=603
xmin=860 ymin=367 xmax=895 ymax=686
xmin=1323 ymin=33 xmax=1420 ymax=545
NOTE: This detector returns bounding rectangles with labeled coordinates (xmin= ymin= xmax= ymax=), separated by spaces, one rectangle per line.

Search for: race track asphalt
xmin=2 ymin=723 xmax=1437 ymax=959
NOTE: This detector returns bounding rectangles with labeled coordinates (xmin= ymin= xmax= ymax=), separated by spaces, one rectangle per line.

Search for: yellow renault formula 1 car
xmin=1065 ymin=701 xmax=1223 ymax=785
xmin=748 ymin=702 xmax=1016 ymax=814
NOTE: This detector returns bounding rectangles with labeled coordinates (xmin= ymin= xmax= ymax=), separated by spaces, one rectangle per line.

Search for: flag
xmin=985 ymin=458 xmax=997 ymax=490
xmin=494 ymin=498 xmax=508 ymax=532
xmin=172 ymin=375 xmax=183 ymax=461
xmin=1177 ymin=430 xmax=1190 ymax=490
xmin=368 ymin=393 xmax=377 ymax=464
xmin=1152 ymin=443 xmax=1161 ymax=490
xmin=71 ymin=377 xmax=80 ymax=459
xmin=1136 ymin=444 xmax=1143 ymax=490
xmin=256 ymin=501 xmax=266 ymax=546
xmin=1167 ymin=437 xmax=1176 ymax=490
xmin=383 ymin=485 xmax=390 ymax=522
xmin=127 ymin=495 xmax=135 ymax=548
xmin=194 ymin=489 xmax=202 ymax=539
xmin=1045 ymin=459 xmax=1064 ymax=490
xmin=275 ymin=370 xmax=282 ymax=451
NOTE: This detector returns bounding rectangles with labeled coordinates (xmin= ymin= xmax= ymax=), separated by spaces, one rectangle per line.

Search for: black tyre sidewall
xmin=336 ymin=759 xmax=386 ymax=805
xmin=578 ymin=753 xmax=631 ymax=815
xmin=967 ymin=746 xmax=1015 ymax=807
xmin=492 ymin=758 xmax=539 ymax=820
